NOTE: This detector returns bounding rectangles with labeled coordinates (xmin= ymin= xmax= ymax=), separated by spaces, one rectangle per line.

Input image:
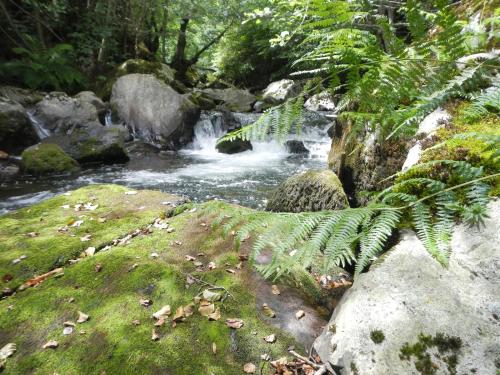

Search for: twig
xmin=288 ymin=349 xmax=321 ymax=369
xmin=182 ymin=272 xmax=234 ymax=301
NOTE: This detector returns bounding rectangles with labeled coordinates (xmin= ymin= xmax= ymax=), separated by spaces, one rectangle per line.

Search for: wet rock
xmin=32 ymin=92 xmax=102 ymax=134
xmin=0 ymin=99 xmax=39 ymax=154
xmin=111 ymin=74 xmax=200 ymax=150
xmin=304 ymin=91 xmax=335 ymax=112
xmin=253 ymin=100 xmax=273 ymax=113
xmin=262 ymin=79 xmax=301 ymax=105
xmin=314 ymin=200 xmax=500 ymax=375
xmin=0 ymin=160 xmax=20 ymax=181
xmin=216 ymin=137 xmax=253 ymax=154
xmin=266 ymin=170 xmax=349 ymax=212
xmin=198 ymin=88 xmax=257 ymax=112
xmin=21 ymin=143 xmax=79 ymax=175
xmin=285 ymin=140 xmax=309 ymax=154
xmin=0 ymin=86 xmax=44 ymax=107
xmin=41 ymin=122 xmax=129 ymax=164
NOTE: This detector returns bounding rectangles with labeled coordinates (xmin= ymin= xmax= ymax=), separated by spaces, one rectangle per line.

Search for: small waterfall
xmin=27 ymin=110 xmax=51 ymax=139
xmin=104 ymin=110 xmax=113 ymax=126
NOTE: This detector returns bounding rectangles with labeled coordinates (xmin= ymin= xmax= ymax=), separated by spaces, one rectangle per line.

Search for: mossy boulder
xmin=216 ymin=138 xmax=253 ymax=154
xmin=21 ymin=143 xmax=80 ymax=175
xmin=0 ymin=185 xmax=326 ymax=374
xmin=266 ymin=170 xmax=349 ymax=212
xmin=41 ymin=122 xmax=129 ymax=164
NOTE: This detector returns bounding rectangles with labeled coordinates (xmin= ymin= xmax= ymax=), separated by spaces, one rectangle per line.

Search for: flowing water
xmin=0 ymin=111 xmax=332 ymax=214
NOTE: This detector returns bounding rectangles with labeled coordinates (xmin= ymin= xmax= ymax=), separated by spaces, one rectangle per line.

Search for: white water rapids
xmin=1 ymin=110 xmax=333 ymax=213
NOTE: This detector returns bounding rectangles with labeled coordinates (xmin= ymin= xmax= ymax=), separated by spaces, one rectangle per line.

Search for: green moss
xmin=0 ymin=185 xmax=300 ymax=374
xmin=21 ymin=143 xmax=80 ymax=175
xmin=399 ymin=333 xmax=462 ymax=375
xmin=370 ymin=330 xmax=385 ymax=344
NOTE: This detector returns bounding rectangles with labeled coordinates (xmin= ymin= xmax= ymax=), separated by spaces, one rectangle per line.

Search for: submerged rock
xmin=314 ymin=200 xmax=500 ymax=375
xmin=111 ymin=74 xmax=200 ymax=150
xmin=285 ymin=140 xmax=309 ymax=154
xmin=21 ymin=143 xmax=79 ymax=175
xmin=0 ymin=99 xmax=39 ymax=154
xmin=266 ymin=170 xmax=349 ymax=212
xmin=216 ymin=137 xmax=253 ymax=154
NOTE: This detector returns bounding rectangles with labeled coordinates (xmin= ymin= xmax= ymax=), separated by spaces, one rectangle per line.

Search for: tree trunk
xmin=171 ymin=17 xmax=190 ymax=74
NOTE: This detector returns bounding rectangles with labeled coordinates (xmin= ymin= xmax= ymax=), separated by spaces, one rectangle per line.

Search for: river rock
xmin=33 ymin=92 xmax=101 ymax=134
xmin=111 ymin=74 xmax=200 ymax=150
xmin=304 ymin=92 xmax=336 ymax=112
xmin=21 ymin=143 xmax=80 ymax=175
xmin=0 ymin=159 xmax=20 ymax=181
xmin=314 ymin=200 xmax=500 ymax=375
xmin=285 ymin=140 xmax=309 ymax=154
xmin=262 ymin=79 xmax=301 ymax=104
xmin=0 ymin=99 xmax=39 ymax=154
xmin=0 ymin=86 xmax=44 ymax=107
xmin=216 ymin=137 xmax=253 ymax=154
xmin=199 ymin=88 xmax=257 ymax=112
xmin=41 ymin=122 xmax=129 ymax=164
xmin=266 ymin=170 xmax=348 ymax=212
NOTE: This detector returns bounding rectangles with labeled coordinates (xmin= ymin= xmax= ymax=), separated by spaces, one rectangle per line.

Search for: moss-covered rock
xmin=21 ymin=143 xmax=80 ymax=175
xmin=266 ymin=170 xmax=349 ymax=212
xmin=0 ymin=185 xmax=327 ymax=374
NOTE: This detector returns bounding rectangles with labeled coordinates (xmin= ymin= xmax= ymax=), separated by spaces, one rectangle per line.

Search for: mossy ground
xmin=0 ymin=185 xmax=298 ymax=374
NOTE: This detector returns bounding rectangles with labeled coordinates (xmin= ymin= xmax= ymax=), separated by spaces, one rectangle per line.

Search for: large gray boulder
xmin=314 ymin=200 xmax=500 ymax=375
xmin=198 ymin=88 xmax=257 ymax=112
xmin=111 ymin=74 xmax=200 ymax=150
xmin=41 ymin=122 xmax=129 ymax=164
xmin=0 ymin=99 xmax=39 ymax=154
xmin=33 ymin=92 xmax=102 ymax=134
xmin=262 ymin=79 xmax=301 ymax=104
xmin=266 ymin=170 xmax=349 ymax=212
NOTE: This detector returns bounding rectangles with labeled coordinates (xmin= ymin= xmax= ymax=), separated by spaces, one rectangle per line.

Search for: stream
xmin=0 ymin=111 xmax=332 ymax=214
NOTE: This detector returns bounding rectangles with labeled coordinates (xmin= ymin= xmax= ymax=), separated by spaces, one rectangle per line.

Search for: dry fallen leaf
xmin=173 ymin=306 xmax=186 ymax=322
xmin=154 ymin=317 xmax=165 ymax=327
xmin=98 ymin=217 xmax=107 ymax=223
xmin=225 ymin=318 xmax=244 ymax=329
xmin=71 ymin=220 xmax=84 ymax=228
xmin=152 ymin=305 xmax=171 ymax=319
xmin=139 ymin=298 xmax=153 ymax=307
xmin=63 ymin=326 xmax=73 ymax=335
xmin=185 ymin=255 xmax=196 ymax=261
xmin=151 ymin=329 xmax=160 ymax=341
xmin=22 ymin=268 xmax=64 ymax=289
xmin=42 ymin=340 xmax=58 ymax=349
xmin=225 ymin=269 xmax=236 ymax=274
xmin=183 ymin=303 xmax=195 ymax=317
xmin=236 ymin=262 xmax=243 ymax=270
xmin=0 ymin=343 xmax=16 ymax=361
xmin=84 ymin=247 xmax=96 ymax=257
xmin=239 ymin=254 xmax=249 ymax=261
xmin=202 ymin=290 xmax=221 ymax=302
xmin=193 ymin=261 xmax=203 ymax=267
xmin=208 ymin=307 xmax=221 ymax=321
xmin=132 ymin=320 xmax=140 ymax=326
xmin=262 ymin=304 xmax=276 ymax=318
xmin=212 ymin=342 xmax=217 ymax=355
xmin=207 ymin=262 xmax=217 ymax=270
xmin=63 ymin=321 xmax=76 ymax=327
xmin=80 ymin=234 xmax=92 ymax=242
xmin=264 ymin=334 xmax=276 ymax=343
xmin=260 ymin=353 xmax=271 ymax=361
xmin=198 ymin=301 xmax=215 ymax=317
xmin=295 ymin=310 xmax=305 ymax=320
xmin=271 ymin=285 xmax=281 ymax=295
xmin=26 ymin=232 xmax=39 ymax=238
xmin=77 ymin=311 xmax=89 ymax=323
xmin=243 ymin=362 xmax=256 ymax=374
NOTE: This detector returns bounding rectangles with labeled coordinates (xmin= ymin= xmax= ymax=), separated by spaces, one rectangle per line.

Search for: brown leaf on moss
xmin=184 ymin=303 xmax=195 ymax=317
xmin=207 ymin=262 xmax=217 ymax=270
xmin=26 ymin=232 xmax=39 ymax=238
xmin=264 ymin=334 xmax=276 ymax=343
xmin=23 ymin=267 xmax=64 ymax=288
xmin=225 ymin=269 xmax=236 ymax=274
xmin=212 ymin=342 xmax=217 ymax=355
xmin=95 ymin=263 xmax=102 ymax=272
xmin=173 ymin=306 xmax=186 ymax=322
xmin=151 ymin=329 xmax=160 ymax=341
xmin=152 ymin=305 xmax=171 ymax=319
xmin=198 ymin=300 xmax=215 ymax=317
xmin=77 ymin=311 xmax=89 ymax=323
xmin=225 ymin=318 xmax=244 ymax=329
xmin=80 ymin=234 xmax=92 ymax=242
xmin=243 ymin=362 xmax=256 ymax=373
xmin=42 ymin=340 xmax=58 ymax=349
xmin=154 ymin=317 xmax=165 ymax=327
xmin=202 ymin=290 xmax=221 ymax=302
xmin=208 ymin=307 xmax=221 ymax=321
xmin=262 ymin=303 xmax=276 ymax=318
